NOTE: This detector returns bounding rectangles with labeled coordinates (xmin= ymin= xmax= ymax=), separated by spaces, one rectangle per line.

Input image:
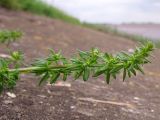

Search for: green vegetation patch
xmin=0 ymin=0 xmax=20 ymax=10
xmin=0 ymin=0 xmax=80 ymax=25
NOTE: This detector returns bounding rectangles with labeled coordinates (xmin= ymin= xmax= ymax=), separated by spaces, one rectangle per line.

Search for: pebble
xmin=54 ymin=82 xmax=71 ymax=87
xmin=37 ymin=95 xmax=46 ymax=98
xmin=22 ymin=89 xmax=27 ymax=92
xmin=70 ymin=106 xmax=75 ymax=109
xmin=134 ymin=97 xmax=140 ymax=100
xmin=52 ymin=106 xmax=55 ymax=110
xmin=47 ymin=90 xmax=51 ymax=94
xmin=6 ymin=92 xmax=16 ymax=98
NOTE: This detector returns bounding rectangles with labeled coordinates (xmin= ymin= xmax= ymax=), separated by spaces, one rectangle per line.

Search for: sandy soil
xmin=0 ymin=8 xmax=160 ymax=120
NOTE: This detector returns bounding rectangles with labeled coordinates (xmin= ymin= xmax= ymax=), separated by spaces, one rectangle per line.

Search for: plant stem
xmin=8 ymin=64 xmax=104 ymax=74
xmin=8 ymin=65 xmax=67 ymax=73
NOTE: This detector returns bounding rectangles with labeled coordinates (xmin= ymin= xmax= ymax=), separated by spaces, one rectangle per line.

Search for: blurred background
xmin=44 ymin=0 xmax=160 ymax=41
xmin=0 ymin=0 xmax=160 ymax=42
xmin=45 ymin=0 xmax=160 ymax=24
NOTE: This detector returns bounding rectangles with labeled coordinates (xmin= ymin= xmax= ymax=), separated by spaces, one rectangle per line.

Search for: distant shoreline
xmin=114 ymin=23 xmax=160 ymax=41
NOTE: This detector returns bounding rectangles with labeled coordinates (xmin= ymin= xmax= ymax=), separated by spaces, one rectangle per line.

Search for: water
xmin=115 ymin=24 xmax=160 ymax=41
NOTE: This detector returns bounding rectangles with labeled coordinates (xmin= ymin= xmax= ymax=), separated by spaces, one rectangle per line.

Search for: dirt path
xmin=0 ymin=8 xmax=160 ymax=120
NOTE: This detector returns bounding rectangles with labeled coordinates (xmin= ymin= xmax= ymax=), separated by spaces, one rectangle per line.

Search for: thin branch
xmin=78 ymin=97 xmax=135 ymax=109
xmin=0 ymin=41 xmax=154 ymax=93
xmin=8 ymin=66 xmax=67 ymax=73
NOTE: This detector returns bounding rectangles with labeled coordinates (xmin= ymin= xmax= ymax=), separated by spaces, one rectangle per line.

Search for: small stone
xmin=54 ymin=82 xmax=71 ymax=87
xmin=47 ymin=90 xmax=51 ymax=94
xmin=22 ymin=89 xmax=26 ymax=92
xmin=6 ymin=92 xmax=16 ymax=98
xmin=128 ymin=48 xmax=134 ymax=53
xmin=52 ymin=106 xmax=55 ymax=110
xmin=37 ymin=95 xmax=46 ymax=98
xmin=134 ymin=97 xmax=140 ymax=100
xmin=70 ymin=106 xmax=75 ymax=109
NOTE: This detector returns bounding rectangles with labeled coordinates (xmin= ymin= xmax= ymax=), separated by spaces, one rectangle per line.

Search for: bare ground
xmin=0 ymin=8 xmax=160 ymax=120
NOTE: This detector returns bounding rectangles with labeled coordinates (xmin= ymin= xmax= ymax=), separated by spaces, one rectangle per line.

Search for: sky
xmin=44 ymin=0 xmax=160 ymax=24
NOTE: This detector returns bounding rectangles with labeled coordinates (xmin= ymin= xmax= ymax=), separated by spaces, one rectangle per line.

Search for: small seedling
xmin=0 ymin=30 xmax=22 ymax=46
xmin=0 ymin=30 xmax=154 ymax=93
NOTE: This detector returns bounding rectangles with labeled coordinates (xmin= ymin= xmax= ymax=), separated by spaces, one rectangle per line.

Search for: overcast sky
xmin=44 ymin=0 xmax=160 ymax=24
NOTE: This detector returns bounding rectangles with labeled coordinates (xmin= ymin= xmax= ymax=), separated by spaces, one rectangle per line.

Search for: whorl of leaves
xmin=32 ymin=42 xmax=153 ymax=84
xmin=0 ymin=42 xmax=154 ymax=92
xmin=0 ymin=30 xmax=22 ymax=45
xmin=0 ymin=51 xmax=23 ymax=92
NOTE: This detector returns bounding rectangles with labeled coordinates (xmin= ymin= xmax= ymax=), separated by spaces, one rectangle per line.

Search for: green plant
xmin=0 ymin=0 xmax=80 ymax=25
xmin=19 ymin=0 xmax=80 ymax=25
xmin=0 ymin=0 xmax=20 ymax=10
xmin=0 ymin=31 xmax=154 ymax=93
xmin=0 ymin=30 xmax=22 ymax=45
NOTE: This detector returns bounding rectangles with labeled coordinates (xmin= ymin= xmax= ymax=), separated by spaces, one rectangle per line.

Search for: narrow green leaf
xmin=104 ymin=53 xmax=110 ymax=59
xmin=110 ymin=65 xmax=123 ymax=73
xmin=74 ymin=70 xmax=83 ymax=80
xmin=135 ymin=65 xmax=144 ymax=74
xmin=128 ymin=70 xmax=131 ymax=78
xmin=50 ymin=72 xmax=60 ymax=84
xmin=112 ymin=74 xmax=116 ymax=80
xmin=144 ymin=58 xmax=151 ymax=63
xmin=123 ymin=69 xmax=126 ymax=81
xmin=93 ymin=67 xmax=107 ymax=77
xmin=83 ymin=67 xmax=90 ymax=81
xmin=78 ymin=50 xmax=87 ymax=59
xmin=105 ymin=72 xmax=110 ymax=84
xmin=39 ymin=72 xmax=49 ymax=86
xmin=63 ymin=73 xmax=67 ymax=81
xmin=131 ymin=68 xmax=136 ymax=76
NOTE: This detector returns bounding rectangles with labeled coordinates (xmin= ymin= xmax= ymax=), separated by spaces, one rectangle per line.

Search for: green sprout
xmin=0 ymin=42 xmax=154 ymax=93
